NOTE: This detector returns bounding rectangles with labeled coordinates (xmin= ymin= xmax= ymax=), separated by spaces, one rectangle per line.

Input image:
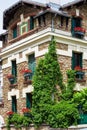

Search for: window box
xmin=7 ymin=74 xmax=15 ymax=84
xmin=21 ymin=68 xmax=32 ymax=79
xmin=74 ymin=27 xmax=85 ymax=38
xmin=74 ymin=66 xmax=86 ymax=82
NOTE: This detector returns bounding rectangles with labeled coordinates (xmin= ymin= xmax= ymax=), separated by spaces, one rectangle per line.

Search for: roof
xmin=3 ymin=0 xmax=47 ymax=29
xmin=34 ymin=8 xmax=70 ymax=19
xmin=62 ymin=0 xmax=85 ymax=8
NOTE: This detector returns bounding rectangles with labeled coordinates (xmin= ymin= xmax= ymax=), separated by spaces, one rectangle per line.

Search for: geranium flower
xmin=22 ymin=107 xmax=30 ymax=113
xmin=7 ymin=74 xmax=14 ymax=79
xmin=74 ymin=27 xmax=85 ymax=33
xmin=6 ymin=111 xmax=14 ymax=115
xmin=21 ymin=68 xmax=32 ymax=73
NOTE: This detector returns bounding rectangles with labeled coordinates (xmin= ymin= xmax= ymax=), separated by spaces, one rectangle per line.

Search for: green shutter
xmin=71 ymin=18 xmax=76 ymax=36
xmin=12 ymin=96 xmax=17 ymax=112
xmin=30 ymin=16 xmax=34 ymax=30
xmin=79 ymin=53 xmax=82 ymax=68
xmin=72 ymin=52 xmax=75 ymax=69
xmin=26 ymin=93 xmax=32 ymax=108
xmin=12 ymin=60 xmax=17 ymax=83
xmin=13 ymin=27 xmax=17 ymax=38
xmin=28 ymin=54 xmax=36 ymax=79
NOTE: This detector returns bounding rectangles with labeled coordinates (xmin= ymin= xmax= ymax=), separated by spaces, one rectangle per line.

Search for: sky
xmin=0 ymin=0 xmax=74 ymax=33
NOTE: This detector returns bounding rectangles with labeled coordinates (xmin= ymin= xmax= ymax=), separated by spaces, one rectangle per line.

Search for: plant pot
xmin=8 ymin=78 xmax=15 ymax=84
xmin=24 ymin=73 xmax=31 ymax=78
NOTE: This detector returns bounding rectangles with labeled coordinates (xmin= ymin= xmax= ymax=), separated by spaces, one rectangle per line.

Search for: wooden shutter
xmin=79 ymin=53 xmax=82 ymax=68
xmin=13 ymin=27 xmax=17 ymax=38
xmin=12 ymin=60 xmax=17 ymax=83
xmin=71 ymin=18 xmax=76 ymax=36
xmin=30 ymin=16 xmax=34 ymax=30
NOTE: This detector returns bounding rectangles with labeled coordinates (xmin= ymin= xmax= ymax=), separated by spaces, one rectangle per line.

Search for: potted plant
xmin=6 ymin=111 xmax=14 ymax=118
xmin=21 ymin=68 xmax=32 ymax=78
xmin=7 ymin=74 xmax=15 ymax=84
xmin=22 ymin=107 xmax=31 ymax=117
xmin=74 ymin=66 xmax=85 ymax=80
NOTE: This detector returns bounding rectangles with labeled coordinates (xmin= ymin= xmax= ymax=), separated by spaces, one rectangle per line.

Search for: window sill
xmin=75 ymin=78 xmax=86 ymax=82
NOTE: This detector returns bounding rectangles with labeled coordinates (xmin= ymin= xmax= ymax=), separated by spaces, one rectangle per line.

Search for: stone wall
xmin=2 ymin=124 xmax=87 ymax=130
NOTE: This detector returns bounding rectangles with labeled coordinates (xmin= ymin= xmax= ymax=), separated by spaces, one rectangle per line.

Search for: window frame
xmin=20 ymin=22 xmax=28 ymax=35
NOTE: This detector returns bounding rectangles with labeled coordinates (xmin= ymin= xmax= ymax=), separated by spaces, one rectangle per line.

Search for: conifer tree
xmin=32 ymin=36 xmax=64 ymax=126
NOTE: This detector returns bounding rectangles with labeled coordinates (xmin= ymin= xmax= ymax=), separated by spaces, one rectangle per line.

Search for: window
xmin=72 ymin=52 xmax=82 ymax=70
xmin=66 ymin=17 xmax=69 ymax=28
xmin=71 ymin=17 xmax=82 ymax=36
xmin=72 ymin=52 xmax=84 ymax=80
xmin=38 ymin=15 xmax=46 ymax=27
xmin=26 ymin=93 xmax=32 ymax=108
xmin=60 ymin=16 xmax=64 ymax=27
xmin=12 ymin=60 xmax=17 ymax=83
xmin=12 ymin=96 xmax=17 ymax=112
xmin=28 ymin=54 xmax=36 ymax=79
xmin=20 ymin=22 xmax=28 ymax=35
xmin=13 ymin=26 xmax=17 ymax=38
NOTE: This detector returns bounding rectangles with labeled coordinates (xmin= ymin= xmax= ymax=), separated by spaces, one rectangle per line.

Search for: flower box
xmin=24 ymin=72 xmax=31 ymax=77
xmin=74 ymin=27 xmax=85 ymax=37
xmin=21 ymin=68 xmax=32 ymax=78
xmin=7 ymin=74 xmax=15 ymax=84
xmin=74 ymin=27 xmax=85 ymax=33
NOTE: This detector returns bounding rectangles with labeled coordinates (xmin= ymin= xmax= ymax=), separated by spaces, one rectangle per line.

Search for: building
xmin=0 ymin=0 xmax=87 ymax=122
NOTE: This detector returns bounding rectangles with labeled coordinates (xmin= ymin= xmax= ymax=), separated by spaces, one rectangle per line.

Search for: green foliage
xmin=46 ymin=101 xmax=79 ymax=128
xmin=61 ymin=70 xmax=76 ymax=100
xmin=6 ymin=113 xmax=32 ymax=130
xmin=73 ymin=88 xmax=87 ymax=113
xmin=32 ymin=37 xmax=64 ymax=127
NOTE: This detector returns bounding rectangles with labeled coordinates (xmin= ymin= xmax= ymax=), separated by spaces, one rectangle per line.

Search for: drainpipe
xmin=51 ymin=13 xmax=57 ymax=32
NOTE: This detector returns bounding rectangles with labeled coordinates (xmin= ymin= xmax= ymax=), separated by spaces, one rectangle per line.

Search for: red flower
xmin=22 ymin=107 xmax=30 ymax=113
xmin=21 ymin=68 xmax=32 ymax=73
xmin=74 ymin=27 xmax=85 ymax=33
xmin=74 ymin=66 xmax=81 ymax=71
xmin=7 ymin=74 xmax=14 ymax=79
xmin=6 ymin=111 xmax=14 ymax=115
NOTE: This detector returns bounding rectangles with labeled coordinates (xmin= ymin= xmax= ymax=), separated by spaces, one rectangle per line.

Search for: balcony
xmin=73 ymin=27 xmax=85 ymax=39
